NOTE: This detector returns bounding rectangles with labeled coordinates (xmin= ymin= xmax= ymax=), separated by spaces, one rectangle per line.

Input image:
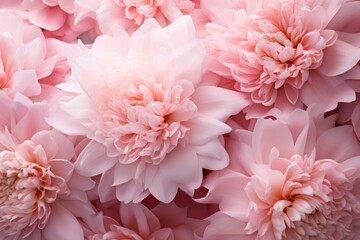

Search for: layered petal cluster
xmin=47 ymin=16 xmax=248 ymax=203
xmin=82 ymin=202 xmax=205 ymax=240
xmin=201 ymin=0 xmax=360 ymax=117
xmin=199 ymin=106 xmax=360 ymax=240
xmin=0 ymin=0 xmax=99 ymax=42
xmin=0 ymin=10 xmax=70 ymax=101
xmin=79 ymin=0 xmax=199 ymax=34
xmin=0 ymin=92 xmax=94 ymax=240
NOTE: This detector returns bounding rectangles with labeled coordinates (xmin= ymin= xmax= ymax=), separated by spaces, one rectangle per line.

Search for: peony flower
xmin=201 ymin=0 xmax=360 ymax=117
xmin=81 ymin=201 xmax=206 ymax=240
xmin=46 ymin=16 xmax=248 ymax=203
xmin=198 ymin=106 xmax=360 ymax=240
xmin=80 ymin=0 xmax=199 ymax=34
xmin=0 ymin=92 xmax=95 ymax=239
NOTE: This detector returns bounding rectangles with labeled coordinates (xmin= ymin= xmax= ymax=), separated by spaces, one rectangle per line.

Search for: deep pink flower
xmin=199 ymin=106 xmax=360 ymax=239
xmin=201 ymin=0 xmax=360 ymax=117
xmin=47 ymin=16 xmax=248 ymax=203
xmin=0 ymin=92 xmax=95 ymax=239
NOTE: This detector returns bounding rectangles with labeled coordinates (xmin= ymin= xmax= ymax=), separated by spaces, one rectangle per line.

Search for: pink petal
xmin=113 ymin=161 xmax=138 ymax=185
xmin=42 ymin=203 xmax=84 ymax=240
xmin=29 ymin=131 xmax=55 ymax=160
xmin=328 ymin=1 xmax=360 ymax=32
xmin=21 ymin=37 xmax=46 ymax=72
xmin=148 ymin=169 xmax=179 ymax=203
xmin=97 ymin=0 xmax=132 ymax=34
xmin=75 ymin=140 xmax=117 ymax=176
xmin=186 ymin=116 xmax=231 ymax=145
xmin=191 ymin=86 xmax=249 ymax=121
xmin=300 ymin=72 xmax=355 ymax=111
xmin=160 ymin=146 xmax=201 ymax=192
xmin=203 ymin=212 xmax=255 ymax=240
xmin=252 ymin=118 xmax=295 ymax=164
xmin=29 ymin=7 xmax=67 ymax=31
xmin=49 ymin=159 xmax=74 ymax=182
xmin=115 ymin=180 xmax=149 ymax=203
xmin=46 ymin=95 xmax=90 ymax=136
xmin=199 ymin=170 xmax=250 ymax=219
xmin=316 ymin=125 xmax=360 ymax=163
xmin=196 ymin=138 xmax=229 ymax=170
xmin=9 ymin=70 xmax=41 ymax=97
xmin=120 ymin=203 xmax=160 ymax=237
xmin=319 ymin=40 xmax=360 ymax=77
xmin=98 ymin=167 xmax=117 ymax=202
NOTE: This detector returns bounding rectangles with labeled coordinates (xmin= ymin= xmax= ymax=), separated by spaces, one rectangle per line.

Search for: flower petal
xmin=192 ymin=86 xmax=249 ymax=121
xmin=75 ymin=140 xmax=117 ymax=176
xmin=42 ymin=203 xmax=84 ymax=240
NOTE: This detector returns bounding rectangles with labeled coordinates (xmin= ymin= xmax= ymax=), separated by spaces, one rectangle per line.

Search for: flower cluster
xmin=0 ymin=0 xmax=360 ymax=239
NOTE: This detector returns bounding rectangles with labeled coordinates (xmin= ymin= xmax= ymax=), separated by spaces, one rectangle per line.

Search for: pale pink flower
xmin=0 ymin=92 xmax=95 ymax=239
xmin=80 ymin=0 xmax=199 ymax=34
xmin=0 ymin=0 xmax=99 ymax=42
xmin=47 ymin=16 xmax=248 ymax=203
xmin=198 ymin=106 xmax=360 ymax=240
xmin=0 ymin=10 xmax=70 ymax=101
xmin=82 ymin=201 xmax=206 ymax=240
xmin=201 ymin=0 xmax=360 ymax=117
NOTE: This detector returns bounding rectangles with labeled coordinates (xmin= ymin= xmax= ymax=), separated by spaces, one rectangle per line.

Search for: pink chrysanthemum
xmin=202 ymin=0 xmax=360 ymax=117
xmin=0 ymin=92 xmax=94 ymax=240
xmin=199 ymin=106 xmax=360 ymax=240
xmin=47 ymin=16 xmax=247 ymax=203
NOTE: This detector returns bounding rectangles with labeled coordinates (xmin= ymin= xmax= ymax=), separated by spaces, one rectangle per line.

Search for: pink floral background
xmin=0 ymin=0 xmax=359 ymax=239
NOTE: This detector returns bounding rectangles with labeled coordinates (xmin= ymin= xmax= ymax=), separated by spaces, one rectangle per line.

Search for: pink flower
xmin=201 ymin=0 xmax=360 ymax=117
xmin=0 ymin=10 xmax=69 ymax=101
xmin=198 ymin=106 xmax=360 ymax=239
xmin=47 ymin=16 xmax=248 ymax=203
xmin=0 ymin=92 xmax=95 ymax=239
xmin=82 ymin=201 xmax=205 ymax=240
xmin=0 ymin=0 xmax=99 ymax=42
xmin=81 ymin=0 xmax=198 ymax=34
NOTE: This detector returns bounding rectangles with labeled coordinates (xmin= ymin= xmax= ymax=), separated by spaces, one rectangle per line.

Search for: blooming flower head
xmin=0 ymin=10 xmax=71 ymax=102
xmin=83 ymin=0 xmax=198 ymax=34
xmin=202 ymin=0 xmax=360 ymax=117
xmin=0 ymin=92 xmax=94 ymax=239
xmin=199 ymin=106 xmax=360 ymax=240
xmin=82 ymin=201 xmax=206 ymax=240
xmin=47 ymin=16 xmax=247 ymax=203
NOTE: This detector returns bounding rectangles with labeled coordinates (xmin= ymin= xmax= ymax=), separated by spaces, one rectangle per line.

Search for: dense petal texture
xmin=199 ymin=106 xmax=360 ymax=240
xmin=2 ymin=0 xmax=360 ymax=238
xmin=47 ymin=16 xmax=248 ymax=203
xmin=81 ymin=201 xmax=206 ymax=240
xmin=0 ymin=0 xmax=100 ymax=42
xmin=201 ymin=0 xmax=360 ymax=117
xmin=0 ymin=92 xmax=94 ymax=239
xmin=79 ymin=0 xmax=199 ymax=34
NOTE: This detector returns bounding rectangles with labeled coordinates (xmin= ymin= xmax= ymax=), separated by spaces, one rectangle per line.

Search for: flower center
xmin=99 ymin=77 xmax=196 ymax=164
xmin=0 ymin=143 xmax=62 ymax=237
xmin=245 ymin=154 xmax=360 ymax=239
xmin=207 ymin=0 xmax=336 ymax=105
